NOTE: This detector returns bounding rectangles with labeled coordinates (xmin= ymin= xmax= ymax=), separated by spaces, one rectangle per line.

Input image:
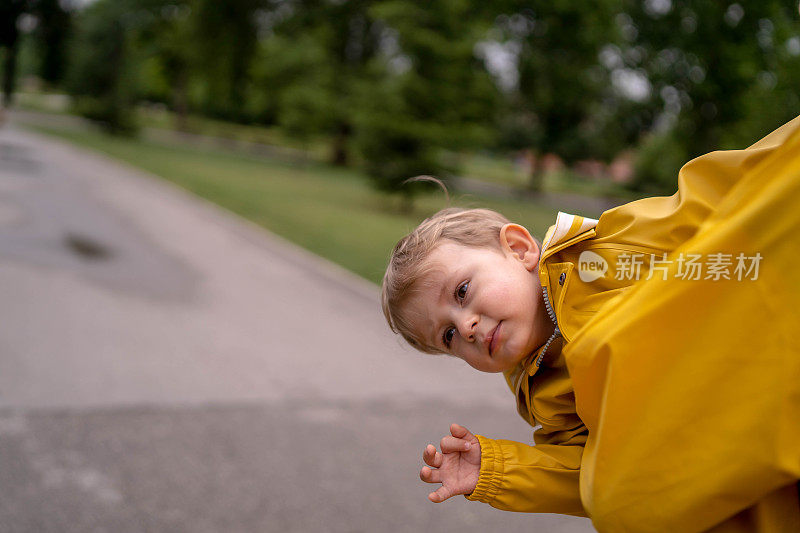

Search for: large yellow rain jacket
xmin=467 ymin=116 xmax=800 ymax=531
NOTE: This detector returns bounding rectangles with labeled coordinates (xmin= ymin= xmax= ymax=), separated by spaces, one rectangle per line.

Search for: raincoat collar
xmin=503 ymin=212 xmax=599 ymax=395
xmin=540 ymin=211 xmax=599 ymax=260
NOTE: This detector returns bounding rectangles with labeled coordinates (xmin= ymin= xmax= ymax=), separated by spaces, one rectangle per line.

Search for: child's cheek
xmin=492 ymin=284 xmax=519 ymax=308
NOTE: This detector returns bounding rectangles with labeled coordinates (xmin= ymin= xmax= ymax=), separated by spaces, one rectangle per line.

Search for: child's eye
xmin=455 ymin=281 xmax=469 ymax=302
xmin=443 ymin=327 xmax=455 ymax=348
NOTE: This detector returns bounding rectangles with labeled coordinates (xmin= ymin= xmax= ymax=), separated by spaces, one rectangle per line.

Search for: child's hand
xmin=419 ymin=423 xmax=481 ymax=503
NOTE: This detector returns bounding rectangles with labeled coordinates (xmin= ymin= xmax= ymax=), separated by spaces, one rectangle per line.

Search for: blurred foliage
xmin=7 ymin=0 xmax=800 ymax=195
xmin=2 ymin=0 xmax=70 ymax=104
xmin=490 ymin=1 xmax=623 ymax=190
xmin=0 ymin=0 xmax=27 ymax=106
xmin=618 ymin=0 xmax=800 ymax=191
xmin=130 ymin=0 xmax=195 ymax=130
xmin=354 ymin=0 xmax=500 ymax=199
xmin=64 ymin=0 xmax=137 ymax=133
xmin=192 ymin=0 xmax=261 ymax=121
xmin=256 ymin=0 xmax=381 ymax=166
xmin=29 ymin=0 xmax=70 ymax=85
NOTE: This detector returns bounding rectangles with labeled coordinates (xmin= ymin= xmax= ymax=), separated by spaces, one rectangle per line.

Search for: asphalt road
xmin=0 ymin=121 xmax=594 ymax=532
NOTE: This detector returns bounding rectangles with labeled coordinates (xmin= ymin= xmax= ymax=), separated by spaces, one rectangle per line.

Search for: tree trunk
xmin=0 ymin=0 xmax=23 ymax=108
xmin=329 ymin=122 xmax=351 ymax=166
xmin=527 ymin=150 xmax=546 ymax=192
xmin=172 ymin=70 xmax=189 ymax=132
xmin=2 ymin=42 xmax=18 ymax=108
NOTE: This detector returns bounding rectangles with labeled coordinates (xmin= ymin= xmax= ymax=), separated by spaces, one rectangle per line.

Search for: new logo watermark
xmin=578 ymin=251 xmax=608 ymax=282
xmin=577 ymin=251 xmax=763 ymax=282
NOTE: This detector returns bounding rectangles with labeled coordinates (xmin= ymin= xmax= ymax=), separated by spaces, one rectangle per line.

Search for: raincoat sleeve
xmin=466 ymin=360 xmax=589 ymax=516
xmin=465 ymin=430 xmax=587 ymax=516
xmin=564 ymin=118 xmax=800 ymax=532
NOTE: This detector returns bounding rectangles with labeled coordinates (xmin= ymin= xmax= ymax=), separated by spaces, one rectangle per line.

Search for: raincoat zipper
xmin=535 ymin=285 xmax=562 ymax=367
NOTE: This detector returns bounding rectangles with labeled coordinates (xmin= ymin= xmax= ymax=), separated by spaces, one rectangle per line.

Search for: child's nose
xmin=457 ymin=317 xmax=478 ymax=341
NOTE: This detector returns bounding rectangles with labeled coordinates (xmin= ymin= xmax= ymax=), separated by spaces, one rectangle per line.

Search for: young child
xmin=381 ymin=116 xmax=800 ymax=532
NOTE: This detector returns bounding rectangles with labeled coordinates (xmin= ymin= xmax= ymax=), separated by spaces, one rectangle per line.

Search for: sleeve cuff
xmin=465 ymin=435 xmax=505 ymax=504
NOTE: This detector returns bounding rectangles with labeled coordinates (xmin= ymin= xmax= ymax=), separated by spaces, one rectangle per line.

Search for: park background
xmin=3 ymin=0 xmax=800 ymax=282
xmin=0 ymin=1 xmax=799 ymax=532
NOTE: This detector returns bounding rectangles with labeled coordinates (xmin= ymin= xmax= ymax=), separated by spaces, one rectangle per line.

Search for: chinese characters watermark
xmin=578 ymin=251 xmax=763 ymax=282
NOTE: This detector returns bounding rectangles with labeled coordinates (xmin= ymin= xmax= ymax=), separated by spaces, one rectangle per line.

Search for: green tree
xmin=192 ymin=0 xmax=262 ymax=121
xmin=65 ymin=0 xmax=136 ymax=133
xmin=621 ymin=0 xmax=800 ymax=192
xmin=0 ymin=0 xmax=28 ymax=107
xmin=130 ymin=0 xmax=195 ymax=130
xmin=29 ymin=0 xmax=71 ymax=86
xmin=64 ymin=0 xmax=202 ymax=134
xmin=249 ymin=0 xmax=382 ymax=166
xmin=489 ymin=1 xmax=621 ymax=190
xmin=731 ymin=6 xmax=800 ymax=146
xmin=356 ymin=0 xmax=500 ymax=202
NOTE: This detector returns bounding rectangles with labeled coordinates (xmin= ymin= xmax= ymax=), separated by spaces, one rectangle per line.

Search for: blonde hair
xmin=381 ymin=207 xmax=511 ymax=353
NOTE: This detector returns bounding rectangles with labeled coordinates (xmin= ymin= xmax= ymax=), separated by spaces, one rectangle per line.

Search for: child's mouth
xmin=488 ymin=322 xmax=501 ymax=356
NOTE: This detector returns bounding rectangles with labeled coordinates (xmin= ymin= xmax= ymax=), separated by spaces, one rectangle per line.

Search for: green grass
xmin=17 ymin=91 xmax=638 ymax=199
xmin=23 ymin=121 xmax=563 ymax=284
xmin=16 ymin=91 xmax=331 ymax=160
xmin=137 ymin=105 xmax=332 ymax=161
xmin=458 ymin=151 xmax=639 ymax=199
xmin=459 ymin=151 xmax=531 ymax=187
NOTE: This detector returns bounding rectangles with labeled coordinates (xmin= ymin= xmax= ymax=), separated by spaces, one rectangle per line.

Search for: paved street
xmin=0 ymin=122 xmax=594 ymax=532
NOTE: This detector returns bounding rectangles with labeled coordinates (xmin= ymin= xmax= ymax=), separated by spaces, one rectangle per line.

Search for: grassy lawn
xmin=16 ymin=91 xmax=638 ymax=199
xmin=22 ymin=121 xmax=565 ymax=285
xmin=457 ymin=151 xmax=638 ymax=199
xmin=15 ymin=91 xmax=331 ymax=160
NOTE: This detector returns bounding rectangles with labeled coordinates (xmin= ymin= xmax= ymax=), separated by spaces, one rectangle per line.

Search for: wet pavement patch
xmin=64 ymin=233 xmax=113 ymax=260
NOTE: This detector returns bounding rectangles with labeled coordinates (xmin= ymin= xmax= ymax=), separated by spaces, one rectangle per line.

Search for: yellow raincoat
xmin=467 ymin=116 xmax=800 ymax=531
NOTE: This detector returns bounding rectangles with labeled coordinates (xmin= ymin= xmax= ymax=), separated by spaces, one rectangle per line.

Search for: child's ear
xmin=500 ymin=223 xmax=540 ymax=271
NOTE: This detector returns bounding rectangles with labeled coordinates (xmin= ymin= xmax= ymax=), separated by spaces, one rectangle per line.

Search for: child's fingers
xmin=440 ymin=435 xmax=472 ymax=453
xmin=422 ymin=444 xmax=443 ymax=468
xmin=428 ymin=486 xmax=453 ymax=503
xmin=419 ymin=466 xmax=442 ymax=484
xmin=450 ymin=423 xmax=476 ymax=442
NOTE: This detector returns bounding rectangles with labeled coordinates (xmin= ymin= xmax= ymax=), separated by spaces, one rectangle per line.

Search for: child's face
xmin=406 ymin=224 xmax=552 ymax=373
